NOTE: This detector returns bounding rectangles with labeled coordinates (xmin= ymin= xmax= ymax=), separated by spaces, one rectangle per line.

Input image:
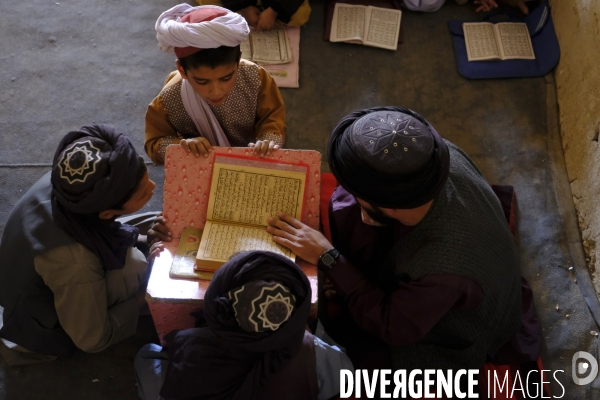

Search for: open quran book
xmin=240 ymin=28 xmax=293 ymax=65
xmin=329 ymin=3 xmax=402 ymax=51
xmin=463 ymin=22 xmax=535 ymax=61
xmin=194 ymin=156 xmax=306 ymax=271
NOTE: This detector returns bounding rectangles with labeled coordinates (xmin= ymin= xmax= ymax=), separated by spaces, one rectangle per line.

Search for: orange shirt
xmin=145 ymin=59 xmax=286 ymax=165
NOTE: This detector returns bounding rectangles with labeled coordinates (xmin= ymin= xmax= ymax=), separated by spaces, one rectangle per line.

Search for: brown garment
xmin=145 ymin=60 xmax=286 ymax=164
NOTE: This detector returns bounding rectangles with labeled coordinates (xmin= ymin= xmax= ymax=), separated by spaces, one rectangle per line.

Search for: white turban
xmin=155 ymin=4 xmax=250 ymax=54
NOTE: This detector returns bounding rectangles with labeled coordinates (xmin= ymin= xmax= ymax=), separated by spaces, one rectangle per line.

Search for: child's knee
xmin=127 ymin=247 xmax=150 ymax=274
xmin=125 ymin=247 xmax=150 ymax=290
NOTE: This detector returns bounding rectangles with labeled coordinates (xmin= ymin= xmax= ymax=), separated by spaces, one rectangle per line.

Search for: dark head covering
xmin=161 ymin=251 xmax=311 ymax=400
xmin=51 ymin=124 xmax=144 ymax=270
xmin=328 ymin=106 xmax=450 ymax=209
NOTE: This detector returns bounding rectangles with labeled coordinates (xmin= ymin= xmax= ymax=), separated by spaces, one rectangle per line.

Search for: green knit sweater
xmin=384 ymin=142 xmax=522 ymax=370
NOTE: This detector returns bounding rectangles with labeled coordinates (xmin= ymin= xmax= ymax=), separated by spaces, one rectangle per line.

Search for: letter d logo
xmin=572 ymin=351 xmax=598 ymax=385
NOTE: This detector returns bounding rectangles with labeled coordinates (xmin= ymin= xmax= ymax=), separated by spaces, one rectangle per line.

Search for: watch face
xmin=322 ymin=253 xmax=334 ymax=266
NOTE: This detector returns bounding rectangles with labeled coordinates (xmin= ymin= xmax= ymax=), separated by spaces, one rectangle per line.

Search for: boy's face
xmin=177 ymin=61 xmax=239 ymax=106
xmin=119 ymin=171 xmax=156 ymax=215
xmin=98 ymin=171 xmax=156 ymax=220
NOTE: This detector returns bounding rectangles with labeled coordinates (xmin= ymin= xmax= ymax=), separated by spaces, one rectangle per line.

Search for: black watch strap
xmin=317 ymin=248 xmax=340 ymax=272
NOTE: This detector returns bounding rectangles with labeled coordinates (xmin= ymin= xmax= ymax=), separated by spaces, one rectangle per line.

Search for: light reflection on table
xmin=146 ymin=239 xmax=319 ymax=343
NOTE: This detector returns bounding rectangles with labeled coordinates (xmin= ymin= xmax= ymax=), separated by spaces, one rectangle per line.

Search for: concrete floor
xmin=1 ymin=0 xmax=599 ymax=399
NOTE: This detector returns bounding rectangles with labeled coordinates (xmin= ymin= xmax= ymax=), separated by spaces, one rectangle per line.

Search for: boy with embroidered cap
xmin=146 ymin=4 xmax=286 ymax=165
xmin=0 ymin=125 xmax=162 ymax=366
xmin=134 ymin=251 xmax=352 ymax=400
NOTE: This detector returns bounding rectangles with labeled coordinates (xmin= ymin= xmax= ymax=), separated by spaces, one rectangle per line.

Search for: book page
xmin=462 ymin=23 xmax=500 ymax=61
xmin=496 ymin=23 xmax=535 ymax=60
xmin=275 ymin=29 xmax=292 ymax=63
xmin=197 ymin=221 xmax=294 ymax=263
xmin=240 ymin=38 xmax=252 ymax=60
xmin=206 ymin=162 xmax=306 ymax=226
xmin=250 ymin=29 xmax=292 ymax=64
xmin=364 ymin=6 xmax=401 ymax=51
xmin=330 ymin=3 xmax=366 ymax=42
xmin=262 ymin=26 xmax=300 ymax=88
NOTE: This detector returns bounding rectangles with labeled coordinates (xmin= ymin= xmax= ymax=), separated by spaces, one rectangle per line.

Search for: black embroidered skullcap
xmin=227 ymin=280 xmax=296 ymax=332
xmin=328 ymin=106 xmax=450 ymax=209
xmin=161 ymin=251 xmax=311 ymax=399
xmin=52 ymin=124 xmax=144 ymax=213
xmin=50 ymin=124 xmax=143 ymax=270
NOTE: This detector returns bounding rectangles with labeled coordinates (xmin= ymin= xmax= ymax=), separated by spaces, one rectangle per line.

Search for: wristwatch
xmin=317 ymin=248 xmax=340 ymax=272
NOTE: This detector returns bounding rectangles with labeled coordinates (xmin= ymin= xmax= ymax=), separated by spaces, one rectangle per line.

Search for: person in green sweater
xmin=266 ymin=106 xmax=540 ymax=378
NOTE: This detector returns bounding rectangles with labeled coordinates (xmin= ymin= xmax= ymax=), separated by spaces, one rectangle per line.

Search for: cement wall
xmin=550 ymin=0 xmax=600 ymax=290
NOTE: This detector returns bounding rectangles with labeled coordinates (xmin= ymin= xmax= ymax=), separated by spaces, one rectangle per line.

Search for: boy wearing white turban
xmin=146 ymin=4 xmax=286 ymax=164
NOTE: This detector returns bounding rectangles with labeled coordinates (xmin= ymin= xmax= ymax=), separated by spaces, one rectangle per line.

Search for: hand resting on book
xmin=249 ymin=140 xmax=281 ymax=157
xmin=267 ymin=212 xmax=333 ymax=265
xmin=180 ymin=137 xmax=212 ymax=158
xmin=181 ymin=137 xmax=278 ymax=158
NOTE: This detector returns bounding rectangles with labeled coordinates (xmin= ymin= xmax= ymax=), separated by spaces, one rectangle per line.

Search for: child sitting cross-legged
xmin=146 ymin=4 xmax=286 ymax=164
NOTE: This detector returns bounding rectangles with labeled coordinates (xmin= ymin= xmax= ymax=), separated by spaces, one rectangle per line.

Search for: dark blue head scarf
xmin=51 ymin=124 xmax=143 ymax=270
xmin=328 ymin=106 xmax=450 ymax=209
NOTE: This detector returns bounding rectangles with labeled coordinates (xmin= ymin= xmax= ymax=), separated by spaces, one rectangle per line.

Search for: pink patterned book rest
xmin=146 ymin=145 xmax=321 ymax=343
